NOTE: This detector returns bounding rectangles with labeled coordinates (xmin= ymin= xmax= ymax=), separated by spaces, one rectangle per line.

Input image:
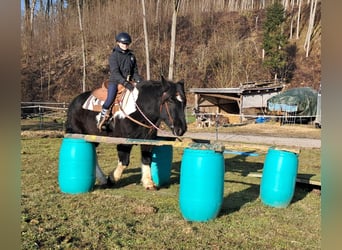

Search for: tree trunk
xmin=141 ymin=0 xmax=150 ymax=80
xmin=289 ymin=1 xmax=294 ymax=39
xmin=296 ymin=0 xmax=302 ymax=39
xmin=76 ymin=0 xmax=87 ymax=92
xmin=30 ymin=0 xmax=37 ymax=37
xmin=24 ymin=0 xmax=30 ymax=30
xmin=304 ymin=0 xmax=317 ymax=57
xmin=23 ymin=0 xmax=31 ymax=60
xmin=168 ymin=0 xmax=181 ymax=80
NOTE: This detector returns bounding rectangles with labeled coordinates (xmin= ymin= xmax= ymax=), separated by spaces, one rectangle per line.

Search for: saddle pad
xmin=82 ymin=88 xmax=139 ymax=117
xmin=114 ymin=88 xmax=139 ymax=119
xmin=82 ymin=95 xmax=104 ymax=112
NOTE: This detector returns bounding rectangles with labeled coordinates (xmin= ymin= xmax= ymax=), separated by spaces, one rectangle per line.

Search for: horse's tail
xmin=65 ymin=105 xmax=76 ymax=133
xmin=64 ymin=119 xmax=74 ymax=133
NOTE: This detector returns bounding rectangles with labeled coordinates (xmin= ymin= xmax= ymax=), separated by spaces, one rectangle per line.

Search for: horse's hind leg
xmin=108 ymin=144 xmax=132 ymax=183
xmin=91 ymin=143 xmax=107 ymax=185
xmin=95 ymin=157 xmax=107 ymax=185
xmin=141 ymin=145 xmax=156 ymax=190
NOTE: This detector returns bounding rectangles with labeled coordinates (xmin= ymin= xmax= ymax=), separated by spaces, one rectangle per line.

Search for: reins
xmin=118 ymin=89 xmax=174 ymax=134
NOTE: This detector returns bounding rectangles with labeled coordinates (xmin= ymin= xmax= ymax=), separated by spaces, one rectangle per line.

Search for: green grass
xmin=21 ymin=136 xmax=320 ymax=249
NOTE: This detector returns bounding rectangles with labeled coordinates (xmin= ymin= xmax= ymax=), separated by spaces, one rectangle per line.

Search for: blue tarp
xmin=267 ymin=87 xmax=318 ymax=116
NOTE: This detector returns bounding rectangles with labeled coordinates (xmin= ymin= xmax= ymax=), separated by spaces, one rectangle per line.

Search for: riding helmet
xmin=115 ymin=32 xmax=132 ymax=44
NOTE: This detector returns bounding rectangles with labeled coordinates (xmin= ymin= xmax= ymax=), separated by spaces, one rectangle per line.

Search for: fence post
xmin=39 ymin=105 xmax=43 ymax=129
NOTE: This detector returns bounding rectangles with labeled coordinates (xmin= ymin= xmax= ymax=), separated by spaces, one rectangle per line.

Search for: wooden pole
xmin=64 ymin=133 xmax=225 ymax=152
xmin=64 ymin=134 xmax=300 ymax=154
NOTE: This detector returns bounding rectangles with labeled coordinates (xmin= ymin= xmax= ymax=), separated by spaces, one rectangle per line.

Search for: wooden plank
xmin=64 ymin=134 xmax=299 ymax=155
xmin=200 ymin=93 xmax=241 ymax=102
xmin=247 ymin=172 xmax=321 ymax=187
xmin=64 ymin=133 xmax=225 ymax=152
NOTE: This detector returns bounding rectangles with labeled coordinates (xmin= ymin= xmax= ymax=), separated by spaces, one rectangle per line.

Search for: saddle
xmin=82 ymin=79 xmax=138 ymax=118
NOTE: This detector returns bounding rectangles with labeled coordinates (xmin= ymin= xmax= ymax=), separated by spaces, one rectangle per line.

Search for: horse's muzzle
xmin=173 ymin=126 xmax=186 ymax=136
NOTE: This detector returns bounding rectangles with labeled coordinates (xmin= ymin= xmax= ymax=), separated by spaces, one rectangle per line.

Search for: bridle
xmin=119 ymin=90 xmax=177 ymax=133
xmin=160 ymin=92 xmax=175 ymax=131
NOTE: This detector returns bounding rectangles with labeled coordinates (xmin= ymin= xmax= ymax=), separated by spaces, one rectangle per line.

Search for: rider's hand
xmin=123 ymin=81 xmax=134 ymax=91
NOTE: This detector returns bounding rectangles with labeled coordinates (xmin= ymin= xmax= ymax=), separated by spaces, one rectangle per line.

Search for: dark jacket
xmin=108 ymin=46 xmax=143 ymax=85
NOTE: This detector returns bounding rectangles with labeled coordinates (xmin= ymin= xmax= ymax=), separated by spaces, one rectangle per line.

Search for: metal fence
xmin=21 ymin=102 xmax=69 ymax=130
xmin=21 ymin=102 xmax=320 ymax=132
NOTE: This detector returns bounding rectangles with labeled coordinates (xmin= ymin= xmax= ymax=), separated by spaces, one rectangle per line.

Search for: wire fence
xmin=191 ymin=111 xmax=319 ymax=125
xmin=21 ymin=102 xmax=320 ymax=132
xmin=21 ymin=102 xmax=69 ymax=131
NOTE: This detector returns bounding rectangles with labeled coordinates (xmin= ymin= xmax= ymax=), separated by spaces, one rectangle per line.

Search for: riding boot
xmin=97 ymin=108 xmax=110 ymax=131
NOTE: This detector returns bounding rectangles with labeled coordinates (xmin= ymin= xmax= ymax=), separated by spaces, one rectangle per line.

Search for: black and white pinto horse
xmin=65 ymin=76 xmax=187 ymax=190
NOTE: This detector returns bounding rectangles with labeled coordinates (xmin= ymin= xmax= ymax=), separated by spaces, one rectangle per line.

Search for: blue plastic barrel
xmin=151 ymin=145 xmax=173 ymax=187
xmin=58 ymin=138 xmax=96 ymax=194
xmin=260 ymin=148 xmax=298 ymax=208
xmin=179 ymin=148 xmax=224 ymax=222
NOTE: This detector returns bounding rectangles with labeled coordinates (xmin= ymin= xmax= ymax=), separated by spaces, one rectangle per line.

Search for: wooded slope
xmin=21 ymin=0 xmax=321 ymax=103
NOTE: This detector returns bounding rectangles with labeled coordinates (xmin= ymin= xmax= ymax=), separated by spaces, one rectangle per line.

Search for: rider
xmin=97 ymin=32 xmax=143 ymax=130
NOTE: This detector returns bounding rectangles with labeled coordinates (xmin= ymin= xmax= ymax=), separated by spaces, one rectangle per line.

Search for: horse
xmin=65 ymin=76 xmax=187 ymax=190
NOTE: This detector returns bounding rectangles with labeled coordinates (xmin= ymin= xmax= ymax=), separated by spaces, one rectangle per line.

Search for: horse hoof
xmin=145 ymin=185 xmax=158 ymax=191
xmin=96 ymin=183 xmax=108 ymax=190
xmin=106 ymin=176 xmax=116 ymax=188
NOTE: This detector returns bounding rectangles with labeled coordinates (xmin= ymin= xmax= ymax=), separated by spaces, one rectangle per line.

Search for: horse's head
xmin=160 ymin=76 xmax=187 ymax=136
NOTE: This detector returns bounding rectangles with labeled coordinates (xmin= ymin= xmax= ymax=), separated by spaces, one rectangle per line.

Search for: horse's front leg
xmin=108 ymin=144 xmax=132 ymax=183
xmin=141 ymin=145 xmax=156 ymax=190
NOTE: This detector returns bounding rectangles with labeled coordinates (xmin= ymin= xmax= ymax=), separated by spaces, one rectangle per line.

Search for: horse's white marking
xmin=109 ymin=161 xmax=127 ymax=183
xmin=95 ymin=112 xmax=101 ymax=123
xmin=141 ymin=164 xmax=155 ymax=189
xmin=176 ymin=93 xmax=183 ymax=102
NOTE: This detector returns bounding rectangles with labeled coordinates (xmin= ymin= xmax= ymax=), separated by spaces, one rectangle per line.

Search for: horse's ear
xmin=177 ymin=79 xmax=185 ymax=88
xmin=160 ymin=75 xmax=170 ymax=91
xmin=176 ymin=79 xmax=185 ymax=92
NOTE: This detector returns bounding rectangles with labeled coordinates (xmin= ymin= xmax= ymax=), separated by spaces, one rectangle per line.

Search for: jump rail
xmin=64 ymin=133 xmax=226 ymax=152
xmin=64 ymin=133 xmax=300 ymax=154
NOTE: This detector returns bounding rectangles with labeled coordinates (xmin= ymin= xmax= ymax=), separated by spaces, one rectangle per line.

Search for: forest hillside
xmin=21 ymin=0 xmax=321 ymax=105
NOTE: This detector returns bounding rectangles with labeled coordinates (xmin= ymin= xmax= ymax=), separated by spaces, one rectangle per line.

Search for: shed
xmin=189 ymin=81 xmax=284 ymax=122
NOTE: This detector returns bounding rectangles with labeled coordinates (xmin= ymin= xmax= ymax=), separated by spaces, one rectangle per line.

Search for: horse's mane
xmin=137 ymin=78 xmax=184 ymax=95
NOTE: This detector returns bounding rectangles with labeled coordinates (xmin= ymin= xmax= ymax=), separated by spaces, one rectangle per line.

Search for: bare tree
xmin=296 ymin=0 xmax=302 ymax=39
xmin=76 ymin=0 xmax=87 ymax=92
xmin=23 ymin=0 xmax=37 ymax=39
xmin=304 ymin=0 xmax=318 ymax=57
xmin=29 ymin=0 xmax=37 ymax=36
xmin=141 ymin=0 xmax=151 ymax=80
xmin=168 ymin=0 xmax=181 ymax=80
xmin=289 ymin=1 xmax=294 ymax=39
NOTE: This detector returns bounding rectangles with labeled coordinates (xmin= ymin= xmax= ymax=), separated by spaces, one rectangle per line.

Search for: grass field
xmin=21 ymin=124 xmax=321 ymax=249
